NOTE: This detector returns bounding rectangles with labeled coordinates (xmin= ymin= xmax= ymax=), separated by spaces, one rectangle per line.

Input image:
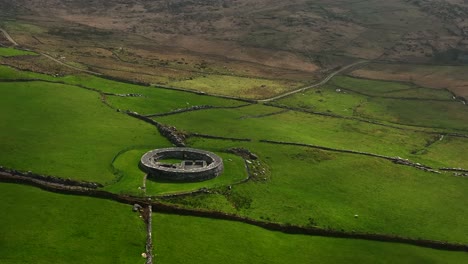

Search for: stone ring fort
xmin=140 ymin=147 xmax=224 ymax=182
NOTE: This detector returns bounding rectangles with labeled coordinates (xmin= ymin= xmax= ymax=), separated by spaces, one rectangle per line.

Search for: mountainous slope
xmin=3 ymin=0 xmax=468 ymax=63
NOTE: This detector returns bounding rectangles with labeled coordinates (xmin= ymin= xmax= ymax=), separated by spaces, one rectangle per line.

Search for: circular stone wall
xmin=140 ymin=147 xmax=224 ymax=182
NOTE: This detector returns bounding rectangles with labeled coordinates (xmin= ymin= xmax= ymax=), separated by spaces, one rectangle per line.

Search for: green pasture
xmin=154 ymin=104 xmax=451 ymax=165
xmin=0 ymin=65 xmax=246 ymax=115
xmin=0 ymin=80 xmax=170 ymax=183
xmin=331 ymin=76 xmax=415 ymax=95
xmin=168 ymin=74 xmax=302 ymax=99
xmin=276 ymin=76 xmax=467 ymax=132
xmin=0 ymin=47 xmax=37 ymax=57
xmin=356 ymin=98 xmax=468 ymax=132
xmin=275 ymin=85 xmax=367 ymax=117
xmin=171 ymin=138 xmax=468 ymax=244
xmin=421 ymin=136 xmax=468 ymax=169
xmin=0 ymin=65 xmax=55 ymax=80
xmin=1 ymin=182 xmax=466 ymax=264
xmin=105 ymin=148 xmax=247 ymax=196
xmin=105 ymin=89 xmax=245 ymax=116
xmin=1 ymin=63 xmax=468 ymax=257
xmin=154 ymin=213 xmax=468 ymax=264
xmin=0 ymin=183 xmax=145 ymax=264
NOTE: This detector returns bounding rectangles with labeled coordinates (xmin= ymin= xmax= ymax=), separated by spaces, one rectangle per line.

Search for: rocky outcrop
xmin=126 ymin=111 xmax=186 ymax=147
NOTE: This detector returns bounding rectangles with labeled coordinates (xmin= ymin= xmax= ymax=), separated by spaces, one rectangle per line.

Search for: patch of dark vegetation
xmin=0 ymin=166 xmax=102 ymax=188
xmin=223 ymin=190 xmax=253 ymax=210
xmin=48 ymin=26 xmax=113 ymax=40
xmin=433 ymin=48 xmax=468 ymax=65
xmin=226 ymin=148 xmax=258 ymax=160
xmin=289 ymin=148 xmax=335 ymax=164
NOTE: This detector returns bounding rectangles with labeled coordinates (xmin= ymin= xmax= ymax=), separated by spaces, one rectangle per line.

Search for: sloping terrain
xmin=3 ymin=0 xmax=468 ymax=64
xmin=1 ymin=1 xmax=468 ymax=263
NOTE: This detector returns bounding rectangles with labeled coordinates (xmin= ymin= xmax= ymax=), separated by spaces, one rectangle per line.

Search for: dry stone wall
xmin=140 ymin=148 xmax=224 ymax=182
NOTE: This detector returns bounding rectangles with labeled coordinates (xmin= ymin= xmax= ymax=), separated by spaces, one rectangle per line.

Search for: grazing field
xmin=168 ymin=138 xmax=468 ymax=244
xmin=2 ymin=182 xmax=466 ymax=264
xmin=356 ymin=98 xmax=468 ymax=131
xmin=0 ymin=80 xmax=170 ymax=183
xmin=168 ymin=74 xmax=304 ymax=99
xmin=0 ymin=183 xmax=145 ymax=264
xmin=153 ymin=213 xmax=468 ymax=264
xmin=1 ymin=63 xmax=468 ymax=263
xmin=105 ymin=88 xmax=246 ymax=116
xmin=0 ymin=47 xmax=37 ymax=57
xmin=275 ymin=76 xmax=468 ymax=132
xmin=420 ymin=136 xmax=468 ymax=169
xmin=154 ymin=104 xmax=460 ymax=166
xmin=1 ymin=1 xmax=468 ymax=262
xmin=0 ymin=65 xmax=247 ymax=114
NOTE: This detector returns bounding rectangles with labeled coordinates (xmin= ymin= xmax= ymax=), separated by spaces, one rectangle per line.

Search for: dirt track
xmin=0 ymin=27 xmax=102 ymax=75
xmin=0 ymin=28 xmax=18 ymax=46
xmin=257 ymin=60 xmax=368 ymax=102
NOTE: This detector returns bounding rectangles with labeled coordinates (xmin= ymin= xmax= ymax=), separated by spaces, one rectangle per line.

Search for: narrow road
xmin=0 ymin=28 xmax=18 ymax=46
xmin=1 ymin=27 xmax=365 ymax=101
xmin=257 ymin=60 xmax=368 ymax=102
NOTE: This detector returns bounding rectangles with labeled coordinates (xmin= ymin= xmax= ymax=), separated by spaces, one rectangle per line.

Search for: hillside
xmin=2 ymin=0 xmax=468 ymax=65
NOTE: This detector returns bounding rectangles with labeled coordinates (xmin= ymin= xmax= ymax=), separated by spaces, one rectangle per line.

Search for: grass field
xmin=356 ymin=98 xmax=468 ymax=131
xmin=154 ymin=104 xmax=451 ymax=165
xmin=166 ymin=138 xmax=468 ymax=244
xmin=2 ymin=182 xmax=466 ymax=264
xmin=2 ymin=64 xmax=468 ymax=262
xmin=0 ymin=47 xmax=37 ymax=57
xmin=153 ymin=213 xmax=468 ymax=264
xmin=0 ymin=65 xmax=247 ymax=115
xmin=0 ymin=183 xmax=145 ymax=264
xmin=105 ymin=88 xmax=246 ymax=116
xmin=0 ymin=80 xmax=170 ymax=183
xmin=168 ymin=74 xmax=303 ymax=99
xmin=421 ymin=136 xmax=468 ymax=169
xmin=275 ymin=76 xmax=468 ymax=132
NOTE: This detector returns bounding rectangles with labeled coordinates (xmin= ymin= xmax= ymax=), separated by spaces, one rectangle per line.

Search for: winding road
xmin=257 ymin=60 xmax=368 ymax=102
xmin=2 ymin=27 xmax=370 ymax=102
